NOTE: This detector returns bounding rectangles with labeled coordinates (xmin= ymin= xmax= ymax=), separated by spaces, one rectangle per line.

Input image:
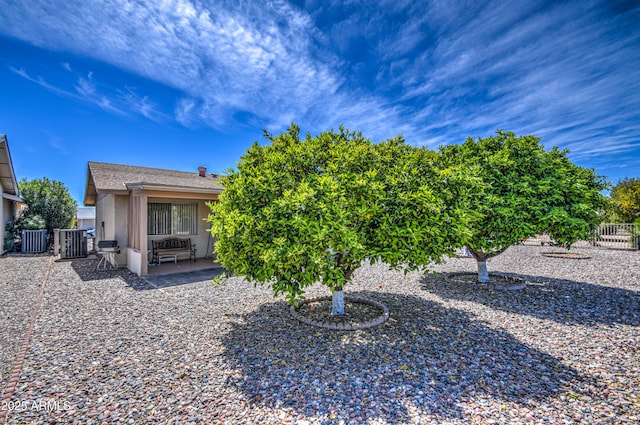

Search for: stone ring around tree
xmin=444 ymin=272 xmax=527 ymax=290
xmin=290 ymin=296 xmax=389 ymax=331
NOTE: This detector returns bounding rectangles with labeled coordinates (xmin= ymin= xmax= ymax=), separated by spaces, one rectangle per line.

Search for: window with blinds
xmin=148 ymin=203 xmax=198 ymax=235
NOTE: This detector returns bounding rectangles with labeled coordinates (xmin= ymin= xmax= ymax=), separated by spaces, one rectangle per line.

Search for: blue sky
xmin=1 ymin=0 xmax=639 ymax=204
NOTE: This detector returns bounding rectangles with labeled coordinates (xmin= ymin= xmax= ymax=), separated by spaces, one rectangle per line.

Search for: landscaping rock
xmin=0 ymin=245 xmax=638 ymax=424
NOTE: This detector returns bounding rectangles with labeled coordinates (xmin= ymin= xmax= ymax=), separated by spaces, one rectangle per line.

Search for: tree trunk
xmin=467 ymin=247 xmax=489 ymax=283
xmin=332 ymin=286 xmax=345 ymax=316
xmin=477 ymin=260 xmax=489 ymax=283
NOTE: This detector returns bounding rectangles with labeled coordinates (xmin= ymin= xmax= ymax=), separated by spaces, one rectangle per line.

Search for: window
xmin=148 ymin=203 xmax=198 ymax=235
xmin=148 ymin=203 xmax=171 ymax=235
xmin=172 ymin=203 xmax=198 ymax=235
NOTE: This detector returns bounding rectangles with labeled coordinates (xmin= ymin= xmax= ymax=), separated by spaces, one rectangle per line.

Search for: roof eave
xmin=0 ymin=135 xmax=20 ymax=196
xmin=83 ymin=163 xmax=96 ymax=206
xmin=124 ymin=182 xmax=222 ymax=194
xmin=2 ymin=193 xmax=25 ymax=203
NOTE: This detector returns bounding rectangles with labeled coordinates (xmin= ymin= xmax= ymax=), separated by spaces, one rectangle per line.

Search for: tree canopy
xmin=208 ymin=124 xmax=471 ymax=310
xmin=438 ymin=130 xmax=609 ymax=282
xmin=18 ymin=177 xmax=77 ymax=233
xmin=609 ymin=177 xmax=640 ymax=223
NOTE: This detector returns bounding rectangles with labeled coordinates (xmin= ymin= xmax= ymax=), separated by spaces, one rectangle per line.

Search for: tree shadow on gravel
xmin=69 ymin=258 xmax=153 ymax=290
xmin=219 ymin=291 xmax=587 ymax=423
xmin=421 ymin=273 xmax=640 ymax=327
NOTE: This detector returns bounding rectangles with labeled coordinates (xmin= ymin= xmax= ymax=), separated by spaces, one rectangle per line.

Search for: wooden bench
xmin=151 ymin=237 xmax=196 ymax=264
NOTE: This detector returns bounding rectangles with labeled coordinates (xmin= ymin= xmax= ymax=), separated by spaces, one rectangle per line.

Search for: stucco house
xmin=76 ymin=207 xmax=96 ymax=230
xmin=1 ymin=134 xmax=24 ymax=254
xmin=84 ymin=161 xmax=222 ymax=276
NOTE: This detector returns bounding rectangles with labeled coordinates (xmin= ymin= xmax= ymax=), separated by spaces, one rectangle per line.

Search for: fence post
xmin=54 ymin=229 xmax=60 ymax=256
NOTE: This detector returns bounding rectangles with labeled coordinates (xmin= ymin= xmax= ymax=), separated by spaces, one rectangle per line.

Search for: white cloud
xmin=76 ymin=73 xmax=96 ymax=97
xmin=1 ymin=0 xmax=639 ymax=168
xmin=11 ymin=66 xmax=80 ymax=99
xmin=119 ymin=87 xmax=167 ymax=122
xmin=0 ymin=1 xmax=349 ymax=133
xmin=12 ymin=67 xmax=125 ymax=116
xmin=175 ymin=97 xmax=197 ymax=127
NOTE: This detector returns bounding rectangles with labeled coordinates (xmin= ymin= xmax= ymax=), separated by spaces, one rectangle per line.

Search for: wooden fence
xmin=53 ymin=229 xmax=89 ymax=259
xmin=60 ymin=229 xmax=88 ymax=258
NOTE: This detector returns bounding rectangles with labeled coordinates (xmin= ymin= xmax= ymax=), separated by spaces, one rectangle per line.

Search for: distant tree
xmin=609 ymin=177 xmax=640 ymax=223
xmin=438 ymin=130 xmax=609 ymax=283
xmin=18 ymin=177 xmax=77 ymax=233
xmin=208 ymin=124 xmax=472 ymax=315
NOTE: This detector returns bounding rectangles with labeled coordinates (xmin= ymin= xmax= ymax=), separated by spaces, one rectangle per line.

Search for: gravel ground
xmin=0 ymin=256 xmax=50 ymax=401
xmin=0 ymin=245 xmax=639 ymax=424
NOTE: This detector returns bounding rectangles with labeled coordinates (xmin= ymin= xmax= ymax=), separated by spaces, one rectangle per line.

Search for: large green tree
xmin=18 ymin=177 xmax=77 ymax=233
xmin=208 ymin=124 xmax=471 ymax=314
xmin=438 ymin=130 xmax=609 ymax=283
xmin=609 ymin=177 xmax=640 ymax=223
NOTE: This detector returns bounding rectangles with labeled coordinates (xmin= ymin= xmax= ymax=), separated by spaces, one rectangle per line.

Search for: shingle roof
xmin=84 ymin=161 xmax=223 ymax=206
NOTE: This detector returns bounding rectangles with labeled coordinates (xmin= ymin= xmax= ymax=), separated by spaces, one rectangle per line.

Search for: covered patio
xmin=84 ymin=162 xmax=223 ymax=276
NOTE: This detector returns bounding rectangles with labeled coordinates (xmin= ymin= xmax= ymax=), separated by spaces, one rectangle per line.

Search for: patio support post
xmin=140 ymin=195 xmax=148 ymax=275
xmin=128 ymin=189 xmax=149 ymax=275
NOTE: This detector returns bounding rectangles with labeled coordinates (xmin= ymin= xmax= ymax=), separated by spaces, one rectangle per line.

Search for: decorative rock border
xmin=444 ymin=272 xmax=527 ymax=290
xmin=290 ymin=296 xmax=389 ymax=330
xmin=541 ymin=252 xmax=591 ymax=259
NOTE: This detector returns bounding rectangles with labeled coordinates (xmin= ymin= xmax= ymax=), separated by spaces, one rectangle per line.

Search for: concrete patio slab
xmin=143 ymin=267 xmax=225 ymax=290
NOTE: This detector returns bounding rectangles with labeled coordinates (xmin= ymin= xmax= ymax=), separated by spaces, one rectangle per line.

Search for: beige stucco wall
xmin=1 ymin=188 xmax=5 ymax=239
xmin=2 ymin=190 xmax=19 ymax=253
xmin=147 ymin=198 xmax=214 ymax=259
xmin=127 ymin=248 xmax=143 ymax=276
xmin=95 ymin=193 xmax=110 ymax=241
xmin=95 ymin=193 xmax=129 ymax=266
xmin=1 ymin=190 xmax=8 ymax=252
xmin=114 ymin=195 xmax=129 ymax=258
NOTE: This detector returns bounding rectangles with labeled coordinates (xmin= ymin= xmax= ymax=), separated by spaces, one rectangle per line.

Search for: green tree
xmin=609 ymin=177 xmax=640 ymax=222
xmin=438 ymin=130 xmax=609 ymax=283
xmin=18 ymin=177 xmax=77 ymax=233
xmin=208 ymin=124 xmax=471 ymax=314
xmin=15 ymin=213 xmax=47 ymax=230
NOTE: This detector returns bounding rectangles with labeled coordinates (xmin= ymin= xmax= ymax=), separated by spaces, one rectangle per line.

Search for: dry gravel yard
xmin=0 ymin=245 xmax=639 ymax=424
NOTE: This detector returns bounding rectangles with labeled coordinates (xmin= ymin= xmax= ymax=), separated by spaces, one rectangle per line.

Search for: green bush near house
xmin=3 ymin=237 xmax=14 ymax=251
xmin=16 ymin=214 xmax=47 ymax=230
